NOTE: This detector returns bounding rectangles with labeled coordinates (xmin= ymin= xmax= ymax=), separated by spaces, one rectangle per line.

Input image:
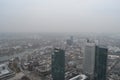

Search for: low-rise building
xmin=69 ymin=74 xmax=89 ymax=80
xmin=0 ymin=63 xmax=15 ymax=80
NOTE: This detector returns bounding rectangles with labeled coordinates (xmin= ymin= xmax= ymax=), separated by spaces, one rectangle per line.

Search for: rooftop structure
xmin=69 ymin=74 xmax=88 ymax=80
xmin=0 ymin=63 xmax=15 ymax=80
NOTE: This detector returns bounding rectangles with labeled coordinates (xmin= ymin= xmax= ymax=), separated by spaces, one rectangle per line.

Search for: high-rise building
xmin=83 ymin=43 xmax=108 ymax=80
xmin=70 ymin=36 xmax=73 ymax=43
xmin=66 ymin=39 xmax=73 ymax=45
xmin=51 ymin=48 xmax=65 ymax=80
xmin=83 ymin=43 xmax=96 ymax=76
xmin=66 ymin=36 xmax=73 ymax=46
xmin=94 ymin=46 xmax=108 ymax=80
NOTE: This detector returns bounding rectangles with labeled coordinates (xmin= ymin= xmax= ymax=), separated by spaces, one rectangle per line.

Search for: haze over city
xmin=0 ymin=0 xmax=120 ymax=80
xmin=0 ymin=0 xmax=120 ymax=33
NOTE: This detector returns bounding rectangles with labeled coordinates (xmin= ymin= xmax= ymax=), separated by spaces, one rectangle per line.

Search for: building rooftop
xmin=0 ymin=63 xmax=10 ymax=76
xmin=0 ymin=69 xmax=10 ymax=76
xmin=8 ymin=72 xmax=25 ymax=80
xmin=69 ymin=74 xmax=88 ymax=80
xmin=0 ymin=63 xmax=15 ymax=79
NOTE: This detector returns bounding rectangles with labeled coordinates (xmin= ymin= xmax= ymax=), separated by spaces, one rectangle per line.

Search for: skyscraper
xmin=66 ymin=36 xmax=73 ymax=46
xmin=83 ymin=43 xmax=108 ymax=80
xmin=94 ymin=46 xmax=108 ymax=80
xmin=83 ymin=43 xmax=96 ymax=76
xmin=51 ymin=48 xmax=65 ymax=80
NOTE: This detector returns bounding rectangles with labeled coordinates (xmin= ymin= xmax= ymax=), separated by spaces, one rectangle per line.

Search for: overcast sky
xmin=0 ymin=0 xmax=120 ymax=33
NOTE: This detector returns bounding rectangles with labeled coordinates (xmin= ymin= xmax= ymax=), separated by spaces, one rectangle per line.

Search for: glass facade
xmin=94 ymin=46 xmax=108 ymax=80
xmin=52 ymin=48 xmax=65 ymax=80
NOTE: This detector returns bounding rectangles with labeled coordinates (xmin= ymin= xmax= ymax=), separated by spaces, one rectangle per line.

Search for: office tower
xmin=83 ymin=43 xmax=96 ymax=76
xmin=66 ymin=36 xmax=73 ymax=46
xmin=70 ymin=36 xmax=73 ymax=43
xmin=66 ymin=39 xmax=72 ymax=45
xmin=52 ymin=48 xmax=65 ymax=80
xmin=94 ymin=46 xmax=108 ymax=80
xmin=83 ymin=43 xmax=108 ymax=80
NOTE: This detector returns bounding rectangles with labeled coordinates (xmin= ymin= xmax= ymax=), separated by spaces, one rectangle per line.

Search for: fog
xmin=0 ymin=0 xmax=120 ymax=33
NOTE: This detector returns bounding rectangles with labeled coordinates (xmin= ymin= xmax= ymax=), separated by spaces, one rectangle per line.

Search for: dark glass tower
xmin=94 ymin=46 xmax=108 ymax=80
xmin=52 ymin=48 xmax=65 ymax=80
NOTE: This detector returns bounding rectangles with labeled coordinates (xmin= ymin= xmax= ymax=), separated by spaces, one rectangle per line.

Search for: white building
xmin=69 ymin=74 xmax=88 ymax=80
xmin=0 ymin=63 xmax=15 ymax=80
xmin=83 ymin=43 xmax=96 ymax=75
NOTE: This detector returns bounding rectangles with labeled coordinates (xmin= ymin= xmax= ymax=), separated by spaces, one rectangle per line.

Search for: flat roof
xmin=0 ymin=69 xmax=10 ymax=76
xmin=69 ymin=74 xmax=87 ymax=80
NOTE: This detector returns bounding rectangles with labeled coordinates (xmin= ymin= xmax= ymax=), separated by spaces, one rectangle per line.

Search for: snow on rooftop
xmin=0 ymin=63 xmax=10 ymax=76
xmin=69 ymin=74 xmax=87 ymax=80
xmin=0 ymin=69 xmax=10 ymax=76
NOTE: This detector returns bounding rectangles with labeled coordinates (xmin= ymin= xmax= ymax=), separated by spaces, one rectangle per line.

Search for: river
xmin=0 ymin=49 xmax=33 ymax=62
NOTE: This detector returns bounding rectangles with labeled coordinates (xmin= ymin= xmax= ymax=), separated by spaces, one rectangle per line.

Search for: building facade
xmin=83 ymin=43 xmax=108 ymax=80
xmin=52 ymin=48 xmax=65 ymax=80
xmin=83 ymin=43 xmax=96 ymax=76
xmin=94 ymin=46 xmax=108 ymax=80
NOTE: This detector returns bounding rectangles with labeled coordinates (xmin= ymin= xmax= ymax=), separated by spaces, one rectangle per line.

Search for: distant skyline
xmin=0 ymin=0 xmax=120 ymax=33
